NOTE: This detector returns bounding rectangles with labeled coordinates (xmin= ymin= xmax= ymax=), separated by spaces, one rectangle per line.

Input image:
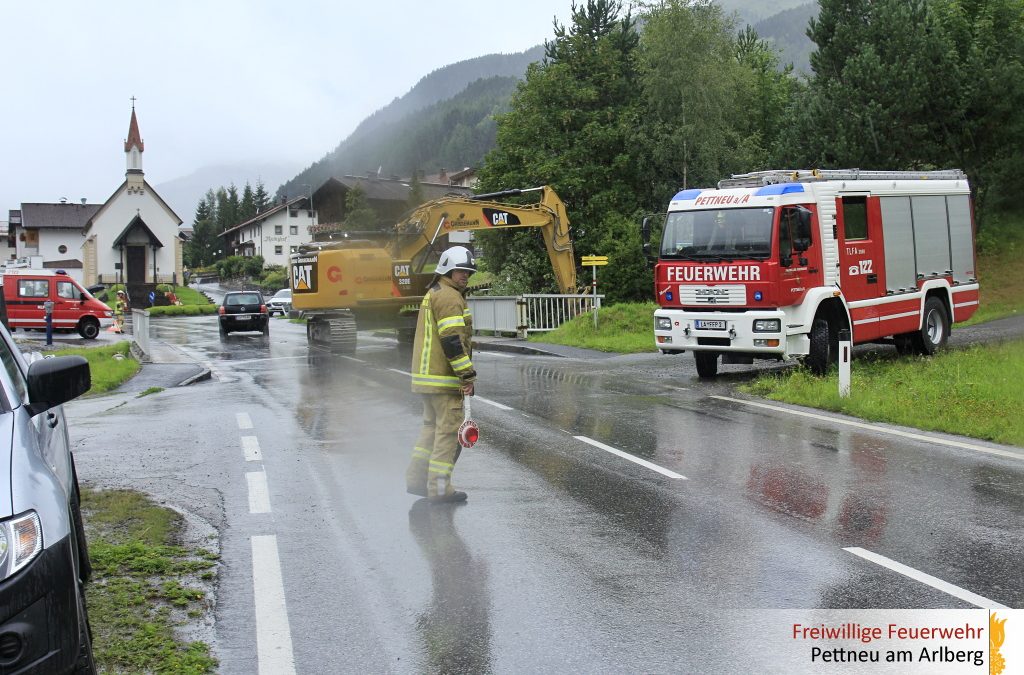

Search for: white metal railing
xmin=468 ymin=293 xmax=603 ymax=338
xmin=131 ymin=308 xmax=151 ymax=360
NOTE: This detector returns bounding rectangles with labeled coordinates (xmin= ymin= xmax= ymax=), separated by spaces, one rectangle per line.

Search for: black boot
xmin=429 ymin=490 xmax=468 ymax=504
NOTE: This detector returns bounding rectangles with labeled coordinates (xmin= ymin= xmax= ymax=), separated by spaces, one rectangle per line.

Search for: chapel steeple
xmin=124 ymin=98 xmax=144 ymax=175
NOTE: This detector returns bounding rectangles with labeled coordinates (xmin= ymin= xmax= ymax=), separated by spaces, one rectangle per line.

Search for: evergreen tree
xmin=779 ymin=0 xmax=1024 ymax=213
xmin=930 ymin=0 xmax=1024 ymax=210
xmin=214 ymin=188 xmax=232 ymax=233
xmin=343 ymin=187 xmax=378 ymax=230
xmin=184 ymin=191 xmax=221 ymax=267
xmin=477 ymin=0 xmax=645 ymax=300
xmin=253 ymin=180 xmax=271 ymax=214
xmin=638 ymin=1 xmax=791 ymax=195
xmin=239 ymin=182 xmax=256 ymax=222
xmin=407 ymin=172 xmax=426 ymax=209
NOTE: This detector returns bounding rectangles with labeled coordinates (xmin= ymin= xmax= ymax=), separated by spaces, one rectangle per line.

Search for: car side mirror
xmin=26 ymin=355 xmax=91 ymax=416
xmin=793 ymin=237 xmax=811 ymax=253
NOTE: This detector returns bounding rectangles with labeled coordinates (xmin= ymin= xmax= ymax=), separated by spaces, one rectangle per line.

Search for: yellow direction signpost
xmin=582 ymin=255 xmax=608 ymax=329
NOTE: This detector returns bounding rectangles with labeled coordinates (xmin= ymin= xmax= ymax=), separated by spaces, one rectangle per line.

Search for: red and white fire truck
xmin=644 ymin=169 xmax=979 ymax=378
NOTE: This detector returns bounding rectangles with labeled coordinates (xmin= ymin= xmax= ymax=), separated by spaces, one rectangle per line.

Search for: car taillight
xmin=218 ymin=306 xmax=225 ymax=315
xmin=260 ymin=304 xmax=267 ymax=313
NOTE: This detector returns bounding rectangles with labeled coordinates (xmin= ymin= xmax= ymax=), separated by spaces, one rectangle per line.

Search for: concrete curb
xmin=177 ymin=369 xmax=212 ymax=387
xmin=472 ymin=340 xmax=565 ymax=358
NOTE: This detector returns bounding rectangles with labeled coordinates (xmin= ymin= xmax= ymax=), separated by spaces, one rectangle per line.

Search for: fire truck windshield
xmin=660 ymin=207 xmax=774 ymax=260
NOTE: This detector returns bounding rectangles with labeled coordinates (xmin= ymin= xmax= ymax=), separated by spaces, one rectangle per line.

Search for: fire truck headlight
xmin=655 ymin=316 xmax=672 ymax=331
xmin=753 ymin=319 xmax=781 ymax=333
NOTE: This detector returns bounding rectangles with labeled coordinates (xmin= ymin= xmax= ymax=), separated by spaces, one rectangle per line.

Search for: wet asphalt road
xmin=65 ymin=310 xmax=1023 ymax=673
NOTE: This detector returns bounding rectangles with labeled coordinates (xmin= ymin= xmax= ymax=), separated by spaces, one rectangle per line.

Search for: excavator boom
xmin=290 ymin=186 xmax=577 ymax=353
xmin=393 ymin=186 xmax=576 ymax=293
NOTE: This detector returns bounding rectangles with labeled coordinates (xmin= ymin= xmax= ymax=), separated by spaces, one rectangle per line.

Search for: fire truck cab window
xmin=779 ymin=206 xmax=813 ymax=261
xmin=843 ymin=196 xmax=868 ymax=240
xmin=660 ymin=208 xmax=773 ymax=259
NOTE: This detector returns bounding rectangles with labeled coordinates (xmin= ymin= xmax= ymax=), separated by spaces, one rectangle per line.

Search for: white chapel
xmin=81 ymin=105 xmax=184 ymax=287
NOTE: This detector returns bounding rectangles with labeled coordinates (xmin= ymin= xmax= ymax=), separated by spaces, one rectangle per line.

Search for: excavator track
xmin=306 ymin=313 xmax=357 ymax=354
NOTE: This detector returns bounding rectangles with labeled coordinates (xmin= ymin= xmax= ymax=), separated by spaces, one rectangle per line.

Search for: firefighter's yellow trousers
xmin=406 ymin=393 xmax=464 ymax=498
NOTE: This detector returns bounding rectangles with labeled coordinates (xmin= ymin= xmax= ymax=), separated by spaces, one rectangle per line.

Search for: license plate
xmin=695 ymin=320 xmax=726 ymax=330
xmin=234 ymin=314 xmax=251 ymax=320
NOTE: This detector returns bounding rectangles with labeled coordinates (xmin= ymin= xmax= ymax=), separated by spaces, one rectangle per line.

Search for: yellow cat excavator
xmin=289 ymin=186 xmax=577 ymax=353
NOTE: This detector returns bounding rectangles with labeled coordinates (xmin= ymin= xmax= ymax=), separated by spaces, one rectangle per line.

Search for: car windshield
xmin=226 ymin=293 xmax=261 ymax=306
xmin=273 ymin=290 xmax=291 ymax=299
xmin=660 ymin=207 xmax=774 ymax=260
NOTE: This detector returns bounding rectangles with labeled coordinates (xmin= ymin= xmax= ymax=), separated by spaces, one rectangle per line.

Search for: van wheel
xmin=912 ymin=296 xmax=949 ymax=355
xmin=694 ymin=351 xmax=718 ymax=379
xmin=78 ymin=318 xmax=100 ymax=339
xmin=804 ymin=318 xmax=832 ymax=375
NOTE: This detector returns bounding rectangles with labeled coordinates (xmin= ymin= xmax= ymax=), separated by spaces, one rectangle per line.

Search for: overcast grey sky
xmin=1 ymin=0 xmax=576 ymax=216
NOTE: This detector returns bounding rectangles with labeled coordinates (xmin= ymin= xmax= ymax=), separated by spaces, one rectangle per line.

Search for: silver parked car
xmin=0 ymin=323 xmax=95 ymax=673
xmin=266 ymin=288 xmax=292 ymax=317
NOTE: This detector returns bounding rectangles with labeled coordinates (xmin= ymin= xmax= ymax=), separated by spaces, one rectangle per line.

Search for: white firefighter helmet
xmin=435 ymin=245 xmax=477 ymax=276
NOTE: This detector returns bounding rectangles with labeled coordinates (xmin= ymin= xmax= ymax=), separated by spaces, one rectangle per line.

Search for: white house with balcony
xmin=220 ymin=196 xmax=315 ymax=268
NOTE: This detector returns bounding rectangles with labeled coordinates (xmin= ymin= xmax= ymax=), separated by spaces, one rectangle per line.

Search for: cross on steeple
xmin=130 ymin=95 xmax=137 ymax=108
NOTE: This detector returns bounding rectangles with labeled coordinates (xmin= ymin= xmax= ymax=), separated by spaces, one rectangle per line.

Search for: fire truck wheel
xmin=694 ymin=351 xmax=718 ymax=379
xmin=805 ymin=318 xmax=832 ymax=375
xmin=913 ymin=296 xmax=949 ymax=355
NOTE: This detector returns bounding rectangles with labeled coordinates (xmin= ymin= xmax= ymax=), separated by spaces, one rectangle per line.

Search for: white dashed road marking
xmin=247 ymin=471 xmax=271 ymax=514
xmin=251 ymin=535 xmax=296 ymax=675
xmin=574 ymin=435 xmax=687 ymax=480
xmin=242 ymin=436 xmax=262 ymax=462
xmin=474 ymin=396 xmax=513 ymax=411
xmin=237 ymin=412 xmax=253 ymax=429
xmin=844 ymin=547 xmax=1009 ymax=609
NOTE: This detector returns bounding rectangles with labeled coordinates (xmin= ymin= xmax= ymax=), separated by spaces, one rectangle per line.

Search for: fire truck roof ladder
xmin=717 ymin=168 xmax=967 ymax=189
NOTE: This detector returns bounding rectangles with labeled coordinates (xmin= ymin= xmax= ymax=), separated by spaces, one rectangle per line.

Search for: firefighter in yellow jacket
xmin=406 ymin=246 xmax=477 ymax=504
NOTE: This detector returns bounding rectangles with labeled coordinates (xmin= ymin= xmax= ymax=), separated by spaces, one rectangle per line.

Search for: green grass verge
xmin=742 ymin=339 xmax=1024 ymax=447
xmin=52 ymin=342 xmax=140 ymax=394
xmin=81 ymin=488 xmax=218 ymax=674
xmin=528 ymin=302 xmax=657 ymax=353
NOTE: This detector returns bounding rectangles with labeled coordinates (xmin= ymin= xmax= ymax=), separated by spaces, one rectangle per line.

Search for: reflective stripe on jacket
xmin=411 ymin=276 xmax=475 ymax=394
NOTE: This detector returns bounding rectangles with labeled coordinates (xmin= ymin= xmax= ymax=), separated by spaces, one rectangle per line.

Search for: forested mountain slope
xmin=278 ymin=47 xmax=542 ymax=197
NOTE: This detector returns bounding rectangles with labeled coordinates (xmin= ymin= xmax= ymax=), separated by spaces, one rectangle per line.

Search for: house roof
xmin=20 ymin=202 xmax=103 ymax=229
xmin=313 ymin=175 xmax=471 ymax=203
xmin=449 ymin=167 xmax=477 ymax=182
xmin=220 ymin=196 xmax=309 ymax=236
xmin=42 ymin=259 xmax=83 ymax=269
xmin=112 ymin=215 xmax=164 ymax=248
xmin=83 ymin=179 xmax=183 ymax=233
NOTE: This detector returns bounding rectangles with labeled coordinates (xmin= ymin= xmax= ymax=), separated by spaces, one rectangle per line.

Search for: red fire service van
xmin=644 ymin=169 xmax=978 ymax=378
xmin=0 ymin=270 xmax=114 ymax=339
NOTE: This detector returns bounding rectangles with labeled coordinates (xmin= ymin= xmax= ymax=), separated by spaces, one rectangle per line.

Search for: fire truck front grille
xmin=678 ymin=285 xmax=746 ymax=306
